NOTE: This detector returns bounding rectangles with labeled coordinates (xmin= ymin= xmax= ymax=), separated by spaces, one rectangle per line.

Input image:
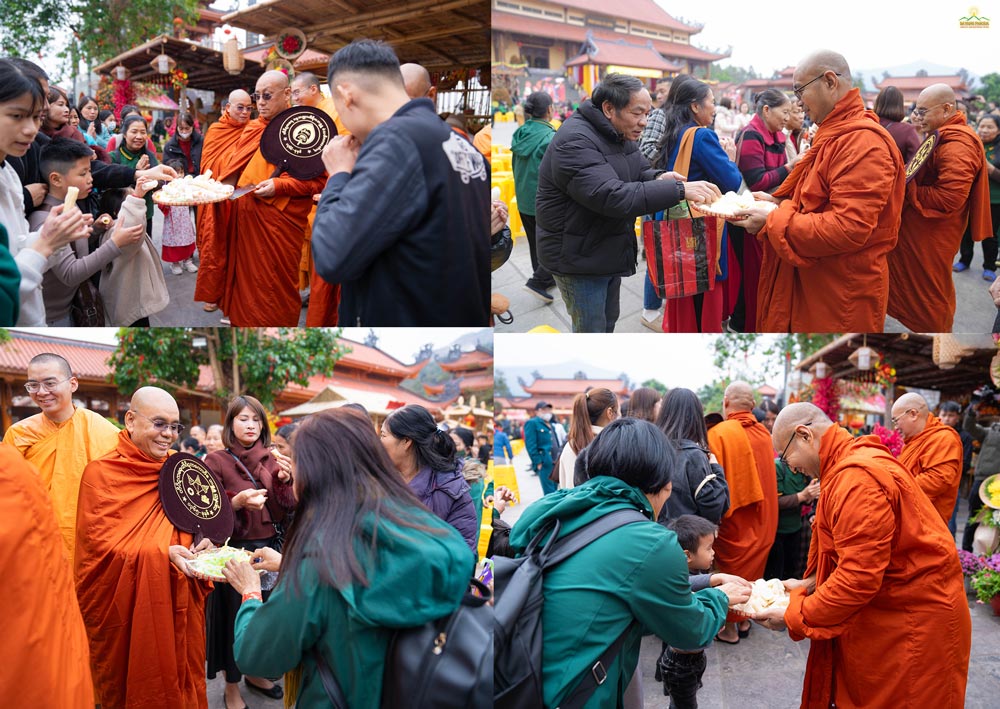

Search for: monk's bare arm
xmin=786 ymin=474 xmax=895 ymax=639
xmin=912 ymin=139 xmax=981 ymax=214
xmin=767 ymin=133 xmax=899 ymax=262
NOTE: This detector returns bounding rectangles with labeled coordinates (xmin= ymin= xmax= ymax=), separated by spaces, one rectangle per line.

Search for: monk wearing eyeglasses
xmin=888 ymin=83 xmax=992 ymax=332
xmin=891 ymin=392 xmax=963 ymax=524
xmin=733 ymin=50 xmax=905 ymax=332
xmin=194 ymin=89 xmax=253 ymax=315
xmin=218 ymin=70 xmax=327 ymax=325
xmin=1 ymin=352 xmax=118 ymax=565
xmin=755 ymin=403 xmax=971 ymax=709
xmin=75 ymin=386 xmax=214 ymax=708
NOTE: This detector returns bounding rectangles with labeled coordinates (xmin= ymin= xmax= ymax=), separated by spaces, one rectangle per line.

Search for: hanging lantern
xmin=222 ymin=37 xmax=244 ymax=76
xmin=151 ymin=48 xmax=176 ymax=75
xmin=809 ymin=360 xmax=830 ymax=379
xmin=788 ymin=369 xmax=803 ymax=391
xmin=849 ymin=346 xmax=874 ymax=371
xmin=114 ymin=64 xmax=130 ymax=81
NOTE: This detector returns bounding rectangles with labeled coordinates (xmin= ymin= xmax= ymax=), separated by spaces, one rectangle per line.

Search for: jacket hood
xmin=509 ymin=475 xmax=654 ymax=553
xmin=511 ymin=119 xmax=556 ymax=158
xmin=335 ymin=502 xmax=471 ymax=628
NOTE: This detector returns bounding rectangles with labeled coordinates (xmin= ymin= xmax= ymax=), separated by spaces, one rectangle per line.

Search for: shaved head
xmin=225 ymin=89 xmax=252 ymax=124
xmin=228 ymin=88 xmax=251 ymax=105
xmin=916 ymin=83 xmax=958 ymax=131
xmin=400 ymin=62 xmax=432 ymax=100
xmin=771 ymin=403 xmax=832 ymax=442
xmin=891 ymin=392 xmax=929 ymax=440
xmin=127 ymin=387 xmax=180 ymax=460
xmin=291 ymin=71 xmax=323 ymax=107
xmin=130 ymin=386 xmax=177 ymax=413
xmin=255 ymin=71 xmax=291 ymax=119
xmin=26 ymin=353 xmax=78 ymax=423
xmin=723 ymin=381 xmax=755 ymax=415
xmin=28 ymin=352 xmax=72 ymax=378
xmin=793 ymin=49 xmax=852 ymax=125
xmin=771 ymin=403 xmax=833 ymax=478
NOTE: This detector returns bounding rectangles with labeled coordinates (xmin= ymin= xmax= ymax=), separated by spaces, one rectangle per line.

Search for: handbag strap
xmin=673 ymin=126 xmax=700 ymax=179
xmin=558 ymin=621 xmax=638 ymax=709
xmin=311 ymin=648 xmax=348 ymax=709
xmin=229 ymin=449 xmax=261 ymax=489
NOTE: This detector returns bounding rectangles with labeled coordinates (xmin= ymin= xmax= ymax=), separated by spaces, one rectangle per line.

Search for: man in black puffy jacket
xmin=534 ymin=73 xmax=721 ymax=332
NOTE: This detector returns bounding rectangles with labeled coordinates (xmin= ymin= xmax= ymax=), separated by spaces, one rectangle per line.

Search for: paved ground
xmin=145 ymin=208 xmax=308 ymax=327
xmin=492 ymin=121 xmax=995 ymax=335
xmin=499 ymin=445 xmax=1000 ymax=708
xmin=205 ymin=676 xmax=284 ymax=709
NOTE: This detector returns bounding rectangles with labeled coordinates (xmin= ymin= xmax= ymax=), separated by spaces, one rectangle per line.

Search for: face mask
xmin=540 ymin=412 xmax=553 ymax=421
xmin=178 ymin=131 xmax=192 ymax=139
xmin=107 ymin=121 xmax=116 ymax=131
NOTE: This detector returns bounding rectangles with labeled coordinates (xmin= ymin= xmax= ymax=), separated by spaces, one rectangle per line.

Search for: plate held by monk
xmin=158 ymin=452 xmax=234 ymax=543
xmin=261 ymin=105 xmax=337 ymax=180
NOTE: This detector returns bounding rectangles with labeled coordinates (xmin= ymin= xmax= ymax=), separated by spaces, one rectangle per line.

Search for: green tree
xmin=495 ymin=370 xmax=512 ymax=398
xmin=109 ymin=328 xmax=345 ymax=411
xmin=697 ymin=379 xmax=728 ymax=414
xmin=640 ymin=378 xmax=669 ymax=394
xmin=978 ymin=73 xmax=1000 ymax=105
xmin=1 ymin=0 xmax=200 ymax=65
xmin=712 ymin=334 xmax=837 ymax=382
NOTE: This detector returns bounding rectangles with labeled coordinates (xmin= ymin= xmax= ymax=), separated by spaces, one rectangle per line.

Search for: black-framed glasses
xmin=251 ymin=91 xmax=276 ymax=103
xmin=779 ymin=421 xmax=812 ymax=465
xmin=131 ymin=410 xmax=185 ymax=436
xmin=890 ymin=409 xmax=915 ymax=427
xmin=24 ymin=377 xmax=71 ymax=393
xmin=912 ymin=103 xmax=948 ymax=119
xmin=793 ymin=72 xmax=841 ymax=99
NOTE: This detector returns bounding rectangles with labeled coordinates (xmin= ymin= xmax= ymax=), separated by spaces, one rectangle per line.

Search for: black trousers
xmin=519 ymin=212 xmax=555 ymax=288
xmin=958 ymin=203 xmax=1000 ymax=270
xmin=658 ymin=647 xmax=707 ymax=709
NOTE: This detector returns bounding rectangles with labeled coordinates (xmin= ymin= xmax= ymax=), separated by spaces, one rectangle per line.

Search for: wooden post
xmin=1 ymin=379 xmax=12 ymax=433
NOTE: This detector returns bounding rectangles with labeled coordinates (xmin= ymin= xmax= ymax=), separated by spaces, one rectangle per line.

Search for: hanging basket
xmin=274 ymin=27 xmax=307 ymax=60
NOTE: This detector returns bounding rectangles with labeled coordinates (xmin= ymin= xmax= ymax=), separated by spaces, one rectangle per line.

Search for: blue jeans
xmin=553 ymin=274 xmax=622 ymax=332
xmin=644 ymin=269 xmax=662 ymax=310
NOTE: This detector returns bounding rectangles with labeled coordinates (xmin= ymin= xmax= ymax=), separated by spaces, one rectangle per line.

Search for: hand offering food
xmin=152 ymin=169 xmax=235 ymax=205
xmin=692 ymin=191 xmax=779 ymax=218
xmin=186 ymin=545 xmax=261 ymax=582
xmin=731 ymin=578 xmax=791 ymax=615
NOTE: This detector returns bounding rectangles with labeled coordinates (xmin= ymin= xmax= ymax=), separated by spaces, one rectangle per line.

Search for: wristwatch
xmin=676 ymin=179 xmax=685 ymax=201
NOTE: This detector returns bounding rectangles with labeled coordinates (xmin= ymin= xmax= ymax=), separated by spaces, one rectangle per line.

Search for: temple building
xmin=496 ymin=373 xmax=630 ymax=418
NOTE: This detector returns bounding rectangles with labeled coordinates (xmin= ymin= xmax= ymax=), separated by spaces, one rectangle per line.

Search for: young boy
xmin=660 ymin=514 xmax=748 ymax=709
xmin=31 ymin=138 xmax=143 ymax=325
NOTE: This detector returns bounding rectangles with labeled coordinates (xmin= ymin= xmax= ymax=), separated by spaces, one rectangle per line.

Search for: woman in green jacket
xmin=110 ymin=114 xmax=159 ymax=236
xmin=221 ymin=407 xmax=473 ymax=707
xmin=511 ymin=91 xmax=558 ymax=300
xmin=509 ymin=418 xmax=749 ymax=709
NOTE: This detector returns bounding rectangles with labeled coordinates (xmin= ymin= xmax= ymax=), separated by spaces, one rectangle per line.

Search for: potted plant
xmin=969 ymin=553 xmax=1000 ymax=615
xmin=971 ymin=474 xmax=1000 ymax=555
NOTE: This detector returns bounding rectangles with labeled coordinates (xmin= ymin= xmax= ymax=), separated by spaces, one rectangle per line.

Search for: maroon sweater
xmin=204 ymin=442 xmax=296 ymax=541
xmin=879 ymin=118 xmax=921 ymax=164
xmin=737 ymin=113 xmax=789 ymax=193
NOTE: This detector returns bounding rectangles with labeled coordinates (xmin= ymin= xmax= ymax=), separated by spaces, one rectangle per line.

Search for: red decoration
xmin=872 ymin=423 xmax=904 ymax=457
xmin=811 ymin=376 xmax=841 ymax=423
xmin=282 ymin=35 xmax=302 ymax=54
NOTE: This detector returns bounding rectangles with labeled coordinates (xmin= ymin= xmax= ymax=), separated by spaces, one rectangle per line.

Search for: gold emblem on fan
xmin=905 ymin=133 xmax=938 ymax=182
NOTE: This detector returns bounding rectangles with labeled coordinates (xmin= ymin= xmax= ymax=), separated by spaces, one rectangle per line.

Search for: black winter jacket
xmin=534 ymin=99 xmax=683 ymax=277
xmin=162 ymin=131 xmax=204 ymax=176
xmin=657 ymin=439 xmax=730 ymax=525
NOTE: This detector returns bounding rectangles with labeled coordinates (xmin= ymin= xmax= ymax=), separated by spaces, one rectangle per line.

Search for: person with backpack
xmin=524 ymin=401 xmax=561 ymax=495
xmin=220 ymin=407 xmax=475 ymax=708
xmin=496 ymin=418 xmax=750 ymax=709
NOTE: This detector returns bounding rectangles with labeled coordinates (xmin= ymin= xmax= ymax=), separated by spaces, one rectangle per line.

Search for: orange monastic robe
xmin=0 ymin=444 xmax=93 ymax=708
xmin=707 ymin=410 xmax=778 ymax=580
xmin=785 ymin=426 xmax=970 ymax=709
xmin=2 ymin=406 xmax=119 ymax=564
xmin=888 ymin=112 xmax=992 ymax=332
xmin=304 ymin=95 xmax=346 ymax=326
xmin=194 ymin=112 xmax=246 ymax=307
xmin=218 ymin=116 xmax=327 ymax=325
xmin=75 ymin=430 xmax=211 ymax=709
xmin=898 ymin=413 xmax=963 ymax=524
xmin=756 ymin=88 xmax=905 ymax=332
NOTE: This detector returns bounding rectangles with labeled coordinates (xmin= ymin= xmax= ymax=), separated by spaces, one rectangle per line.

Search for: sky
xmin=494 ymin=334 xmax=788 ymax=392
xmin=9 ymin=327 xmax=487 ymax=363
xmin=667 ymin=0 xmax=997 ymax=79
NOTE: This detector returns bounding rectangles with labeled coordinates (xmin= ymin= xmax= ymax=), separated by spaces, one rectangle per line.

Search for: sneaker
xmin=220 ymin=316 xmax=231 ymax=326
xmin=182 ymin=258 xmax=198 ymax=273
xmin=985 ymin=269 xmax=997 ymax=281
xmin=523 ymin=282 xmax=554 ymax=303
xmin=953 ymin=262 xmax=970 ymax=272
xmin=169 ymin=262 xmax=183 ymax=275
xmin=640 ymin=309 xmax=662 ymax=331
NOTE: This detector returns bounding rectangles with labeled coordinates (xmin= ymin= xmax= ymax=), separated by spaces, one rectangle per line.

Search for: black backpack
xmin=493 ymin=508 xmax=648 ymax=709
xmin=313 ymin=578 xmax=493 ymax=708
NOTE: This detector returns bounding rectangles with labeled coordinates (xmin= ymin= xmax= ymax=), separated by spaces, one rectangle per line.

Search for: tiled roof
xmin=492 ymin=12 xmax=727 ymax=62
xmin=558 ymin=0 xmax=700 ymax=34
xmin=566 ymin=38 xmax=681 ymax=71
xmin=874 ymin=75 xmax=966 ymax=90
xmin=337 ymin=338 xmax=428 ymax=378
xmin=0 ymin=331 xmax=114 ymax=381
xmin=424 ymin=373 xmax=495 ymax=394
xmin=438 ymin=349 xmax=494 ymax=372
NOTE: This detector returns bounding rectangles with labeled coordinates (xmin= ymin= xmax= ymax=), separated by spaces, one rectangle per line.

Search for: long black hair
xmin=385 ymin=404 xmax=457 ymax=472
xmin=0 ymin=58 xmax=46 ymax=115
xmin=280 ymin=407 xmax=444 ymax=595
xmin=654 ymin=387 xmax=709 ymax=449
xmin=582 ymin=417 xmax=675 ymax=493
xmin=652 ymin=77 xmax=711 ymax=170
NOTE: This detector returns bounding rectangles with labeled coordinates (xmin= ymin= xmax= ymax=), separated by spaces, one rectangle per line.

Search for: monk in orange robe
xmin=756 ymin=404 xmax=971 ymax=709
xmin=291 ymin=71 xmax=348 ymax=326
xmin=194 ymin=89 xmax=252 ymax=313
xmin=0 ymin=443 xmax=93 ymax=708
xmin=888 ymin=84 xmax=992 ymax=332
xmin=707 ymin=381 xmax=778 ymax=642
xmin=218 ymin=71 xmax=327 ymax=325
xmin=734 ymin=51 xmax=905 ymax=332
xmin=76 ymin=387 xmax=213 ymax=708
xmin=2 ymin=352 xmax=118 ymax=564
xmin=892 ymin=392 xmax=963 ymax=524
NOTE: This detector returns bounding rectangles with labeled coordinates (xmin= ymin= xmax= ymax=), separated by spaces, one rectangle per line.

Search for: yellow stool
xmin=491 ymin=172 xmax=514 ymax=206
xmin=492 ymin=463 xmax=522 ymax=506
xmin=528 ymin=325 xmax=561 ymax=333
xmin=508 ymin=196 xmax=524 ymax=237
xmin=511 ymin=439 xmax=525 ymax=458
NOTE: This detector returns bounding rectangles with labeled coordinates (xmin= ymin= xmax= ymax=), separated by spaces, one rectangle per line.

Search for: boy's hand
xmin=709 ymin=573 xmax=751 ymax=589
xmin=132 ymin=177 xmax=157 ymax=198
xmin=33 ymin=204 xmax=93 ymax=258
xmin=110 ymin=221 xmax=145 ymax=248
